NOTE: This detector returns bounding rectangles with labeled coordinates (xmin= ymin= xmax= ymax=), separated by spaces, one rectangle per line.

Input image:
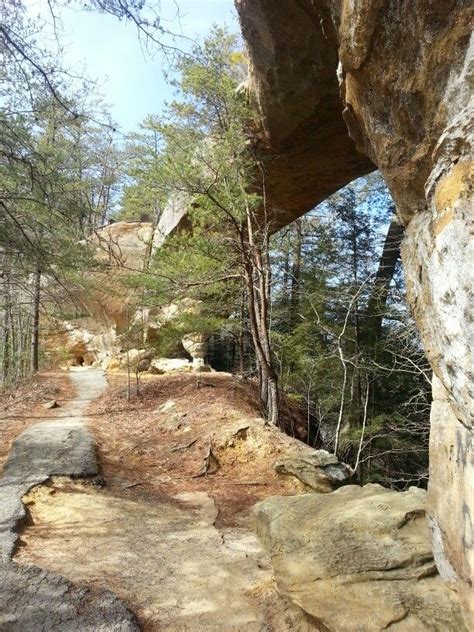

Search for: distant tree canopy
xmin=269 ymin=176 xmax=430 ymax=487
xmin=119 ymin=27 xmax=282 ymax=424
xmin=0 ymin=0 xmax=125 ymax=384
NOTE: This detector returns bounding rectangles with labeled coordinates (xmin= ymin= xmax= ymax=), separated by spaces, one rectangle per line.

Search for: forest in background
xmin=1 ymin=6 xmax=431 ymax=490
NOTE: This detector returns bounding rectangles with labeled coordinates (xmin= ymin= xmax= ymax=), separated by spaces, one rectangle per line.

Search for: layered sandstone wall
xmin=51 ymin=221 xmax=209 ymax=370
xmin=235 ymin=0 xmax=473 ymax=624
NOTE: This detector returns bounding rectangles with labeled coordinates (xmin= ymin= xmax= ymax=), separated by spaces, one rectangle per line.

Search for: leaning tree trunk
xmin=366 ymin=214 xmax=404 ymax=340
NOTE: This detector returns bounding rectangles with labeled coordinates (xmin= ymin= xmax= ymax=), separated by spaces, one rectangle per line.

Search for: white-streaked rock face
xmin=152 ymin=193 xmax=191 ymax=250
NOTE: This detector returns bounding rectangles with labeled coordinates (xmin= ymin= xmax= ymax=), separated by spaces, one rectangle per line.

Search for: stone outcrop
xmin=236 ymin=0 xmax=374 ymax=229
xmin=253 ymin=484 xmax=466 ymax=632
xmin=182 ymin=333 xmax=210 ymax=371
xmin=46 ymin=221 xmax=210 ymax=371
xmin=149 ymin=357 xmax=192 ymax=373
xmin=153 ymin=193 xmax=192 ymax=249
xmin=274 ymin=450 xmax=352 ymax=492
xmin=236 ymin=0 xmax=473 ymax=619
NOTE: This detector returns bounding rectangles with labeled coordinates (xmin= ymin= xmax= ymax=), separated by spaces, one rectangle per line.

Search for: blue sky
xmin=27 ymin=0 xmax=238 ymax=132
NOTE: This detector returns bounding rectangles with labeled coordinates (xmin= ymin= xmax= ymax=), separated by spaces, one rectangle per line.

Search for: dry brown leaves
xmin=87 ymin=372 xmax=301 ymax=526
xmin=0 ymin=371 xmax=75 ymax=472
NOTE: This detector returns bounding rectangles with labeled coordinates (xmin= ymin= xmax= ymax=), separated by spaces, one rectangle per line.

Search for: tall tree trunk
xmin=2 ymin=260 xmax=11 ymax=385
xmin=238 ymin=287 xmax=246 ymax=374
xmin=31 ymin=266 xmax=41 ymax=373
xmin=242 ymin=214 xmax=279 ymax=425
xmin=366 ymin=215 xmax=404 ymax=339
xmin=289 ymin=218 xmax=303 ymax=329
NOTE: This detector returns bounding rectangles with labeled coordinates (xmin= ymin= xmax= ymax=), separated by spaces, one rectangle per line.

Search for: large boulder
xmin=253 ymin=484 xmax=466 ymax=631
xmin=149 ymin=357 xmax=192 ymax=373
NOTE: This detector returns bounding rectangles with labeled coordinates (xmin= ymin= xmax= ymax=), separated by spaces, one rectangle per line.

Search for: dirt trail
xmin=0 ymin=369 xmax=107 ymax=560
xmin=0 ymin=369 xmax=138 ymax=631
xmin=12 ymin=370 xmax=312 ymax=631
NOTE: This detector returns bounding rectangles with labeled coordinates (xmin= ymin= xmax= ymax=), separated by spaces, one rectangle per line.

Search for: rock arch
xmin=236 ymin=0 xmax=473 ymax=623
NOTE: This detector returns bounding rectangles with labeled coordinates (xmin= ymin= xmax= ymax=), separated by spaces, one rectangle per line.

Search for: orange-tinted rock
xmin=236 ymin=0 xmax=473 ymax=624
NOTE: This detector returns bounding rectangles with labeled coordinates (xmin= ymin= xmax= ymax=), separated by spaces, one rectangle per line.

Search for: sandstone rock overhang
xmin=235 ymin=0 xmax=473 ymax=624
xmin=154 ymin=0 xmax=375 ymax=242
xmin=236 ymin=0 xmax=375 ymax=230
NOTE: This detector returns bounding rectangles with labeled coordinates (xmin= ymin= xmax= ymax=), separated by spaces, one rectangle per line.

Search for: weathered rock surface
xmin=15 ymin=479 xmax=312 ymax=631
xmin=427 ymin=375 xmax=474 ymax=624
xmin=274 ymin=450 xmax=352 ymax=492
xmin=182 ymin=333 xmax=209 ymax=370
xmin=43 ymin=399 xmax=59 ymax=409
xmin=236 ymin=0 xmax=473 ymax=618
xmin=236 ymin=0 xmax=374 ymax=229
xmin=45 ymin=222 xmax=207 ymax=371
xmin=149 ymin=357 xmax=192 ymax=373
xmin=153 ymin=193 xmax=192 ymax=249
xmin=91 ymin=220 xmax=154 ymax=271
xmin=253 ymin=484 xmax=466 ymax=632
xmin=0 ymin=370 xmax=138 ymax=631
xmin=0 ymin=563 xmax=139 ymax=632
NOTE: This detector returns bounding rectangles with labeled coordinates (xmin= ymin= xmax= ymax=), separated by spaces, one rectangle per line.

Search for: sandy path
xmin=0 ymin=369 xmax=138 ymax=631
xmin=0 ymin=368 xmax=107 ymax=560
xmin=13 ymin=370 xmax=309 ymax=631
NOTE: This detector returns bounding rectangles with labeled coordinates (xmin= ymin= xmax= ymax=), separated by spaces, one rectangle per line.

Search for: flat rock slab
xmin=0 ymin=370 xmax=139 ymax=631
xmin=15 ymin=481 xmax=277 ymax=631
xmin=0 ymin=563 xmax=138 ymax=632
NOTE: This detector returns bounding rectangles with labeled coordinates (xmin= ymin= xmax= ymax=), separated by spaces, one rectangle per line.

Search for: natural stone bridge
xmin=158 ymin=0 xmax=473 ymax=623
xmin=235 ymin=0 xmax=473 ymax=624
xmin=59 ymin=1 xmax=473 ymax=624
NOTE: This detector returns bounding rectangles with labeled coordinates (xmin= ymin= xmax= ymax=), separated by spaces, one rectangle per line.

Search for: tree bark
xmin=1 ymin=260 xmax=11 ymax=385
xmin=241 ymin=215 xmax=279 ymax=425
xmin=366 ymin=215 xmax=404 ymax=339
xmin=289 ymin=218 xmax=302 ymax=328
xmin=31 ymin=266 xmax=41 ymax=374
xmin=238 ymin=288 xmax=246 ymax=374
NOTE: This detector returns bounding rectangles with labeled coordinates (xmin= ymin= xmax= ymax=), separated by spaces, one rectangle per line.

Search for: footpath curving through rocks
xmin=1 ymin=370 xmax=466 ymax=630
xmin=1 ymin=370 xmax=318 ymax=631
xmin=0 ymin=369 xmax=139 ymax=631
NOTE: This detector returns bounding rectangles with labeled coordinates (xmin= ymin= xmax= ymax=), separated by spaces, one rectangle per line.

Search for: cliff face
xmin=50 ymin=221 xmax=207 ymax=370
xmin=236 ymin=0 xmax=473 ymax=624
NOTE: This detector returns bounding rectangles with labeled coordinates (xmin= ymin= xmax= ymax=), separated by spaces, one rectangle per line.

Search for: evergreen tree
xmin=120 ymin=27 xmax=281 ymax=424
